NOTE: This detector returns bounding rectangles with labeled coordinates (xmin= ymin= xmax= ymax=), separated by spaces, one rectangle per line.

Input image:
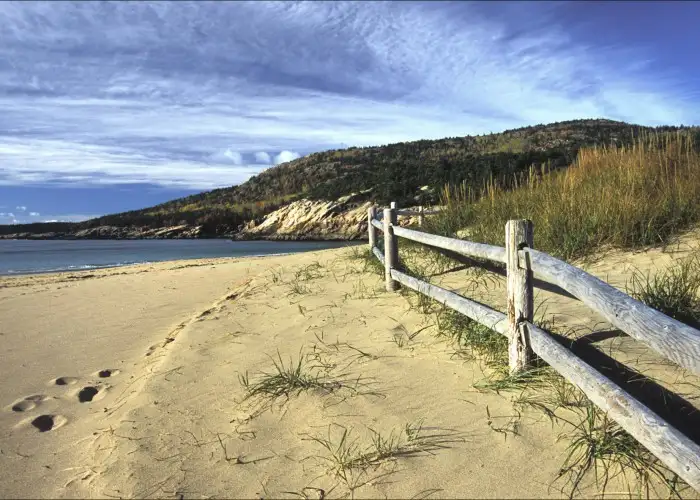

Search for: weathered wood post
xmin=367 ymin=205 xmax=377 ymax=252
xmin=383 ymin=203 xmax=400 ymax=292
xmin=506 ymin=219 xmax=534 ymax=374
xmin=418 ymin=205 xmax=424 ymax=227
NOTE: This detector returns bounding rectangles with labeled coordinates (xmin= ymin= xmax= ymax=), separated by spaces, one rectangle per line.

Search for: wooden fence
xmin=367 ymin=202 xmax=700 ymax=491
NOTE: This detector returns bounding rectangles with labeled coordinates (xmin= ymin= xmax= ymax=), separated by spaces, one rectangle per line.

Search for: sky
xmin=1 ymin=1 xmax=700 ymax=224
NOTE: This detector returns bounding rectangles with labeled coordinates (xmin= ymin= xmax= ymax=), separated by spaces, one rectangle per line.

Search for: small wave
xmin=249 ymin=252 xmax=295 ymax=258
xmin=2 ymin=261 xmax=151 ymax=276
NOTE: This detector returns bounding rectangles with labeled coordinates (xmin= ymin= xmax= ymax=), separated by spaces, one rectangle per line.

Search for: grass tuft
xmin=238 ymin=349 xmax=341 ymax=404
xmin=295 ymin=261 xmax=327 ymax=282
xmin=345 ymin=245 xmax=385 ymax=279
xmin=554 ymin=405 xmax=686 ymax=499
xmin=303 ymin=422 xmax=466 ymax=495
xmin=239 ymin=348 xmax=382 ymax=416
xmin=435 ymin=307 xmax=507 ymax=368
xmin=626 ymin=251 xmax=700 ymax=328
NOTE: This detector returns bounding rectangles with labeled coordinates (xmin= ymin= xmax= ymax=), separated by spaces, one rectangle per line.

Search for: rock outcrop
xmin=235 ymin=192 xmax=421 ymax=241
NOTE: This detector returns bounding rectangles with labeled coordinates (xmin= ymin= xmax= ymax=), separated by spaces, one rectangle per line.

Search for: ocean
xmin=0 ymin=239 xmax=359 ymax=276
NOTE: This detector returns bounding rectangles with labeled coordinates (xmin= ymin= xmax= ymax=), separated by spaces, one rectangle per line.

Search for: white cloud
xmin=0 ymin=2 xmax=697 ymax=190
xmin=254 ymin=151 xmax=272 ymax=164
xmin=274 ymin=150 xmax=301 ymax=165
xmin=207 ymin=148 xmax=245 ymax=165
xmin=0 ymin=138 xmax=264 ymax=189
xmin=222 ymin=149 xmax=243 ymax=165
xmin=15 ymin=206 xmax=26 ymax=211
xmin=0 ymin=212 xmax=99 ymax=225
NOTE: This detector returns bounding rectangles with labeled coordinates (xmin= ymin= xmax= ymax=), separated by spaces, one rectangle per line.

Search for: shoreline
xmin=0 ymin=233 xmax=367 ymax=242
xmin=0 ymin=239 xmax=361 ymax=278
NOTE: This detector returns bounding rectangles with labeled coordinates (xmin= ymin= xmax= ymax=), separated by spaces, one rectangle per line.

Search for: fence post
xmin=383 ymin=204 xmax=400 ymax=292
xmin=418 ymin=205 xmax=424 ymax=227
xmin=367 ymin=205 xmax=377 ymax=252
xmin=506 ymin=219 xmax=534 ymax=374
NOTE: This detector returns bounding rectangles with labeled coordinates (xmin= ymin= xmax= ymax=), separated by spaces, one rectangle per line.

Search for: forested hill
xmin=2 ymin=119 xmax=695 ymax=238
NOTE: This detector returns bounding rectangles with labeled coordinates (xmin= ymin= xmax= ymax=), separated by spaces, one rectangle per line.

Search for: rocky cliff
xmin=235 ymin=192 xmax=421 ymax=241
xmin=234 ymin=194 xmax=371 ymax=241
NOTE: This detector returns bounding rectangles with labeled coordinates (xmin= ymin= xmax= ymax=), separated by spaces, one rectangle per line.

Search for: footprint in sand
xmin=10 ymin=395 xmax=49 ymax=413
xmin=77 ymin=386 xmax=103 ymax=403
xmin=30 ymin=414 xmax=67 ymax=432
xmin=95 ymin=368 xmax=120 ymax=378
xmin=53 ymin=376 xmax=79 ymax=386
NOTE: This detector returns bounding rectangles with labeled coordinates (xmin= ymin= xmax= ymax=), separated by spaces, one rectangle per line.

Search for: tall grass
xmin=428 ymin=131 xmax=700 ymax=261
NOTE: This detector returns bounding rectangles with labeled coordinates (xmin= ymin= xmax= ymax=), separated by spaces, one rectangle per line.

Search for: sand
xmin=1 ymin=241 xmax=699 ymax=499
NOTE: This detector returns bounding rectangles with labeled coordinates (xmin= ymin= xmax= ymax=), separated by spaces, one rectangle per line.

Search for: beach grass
xmin=303 ymin=422 xmax=466 ymax=495
xmin=626 ymin=250 xmax=700 ymax=328
xmin=427 ymin=130 xmax=700 ymax=262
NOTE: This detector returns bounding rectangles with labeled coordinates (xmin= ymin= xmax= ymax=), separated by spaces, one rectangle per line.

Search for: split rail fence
xmin=367 ymin=202 xmax=700 ymax=491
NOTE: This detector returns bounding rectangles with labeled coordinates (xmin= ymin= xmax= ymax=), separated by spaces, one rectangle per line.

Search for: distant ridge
xmin=2 ymin=119 xmax=696 ymax=240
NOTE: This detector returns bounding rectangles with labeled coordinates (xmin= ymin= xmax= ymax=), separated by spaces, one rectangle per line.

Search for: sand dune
xmin=1 ymin=242 xmax=699 ymax=498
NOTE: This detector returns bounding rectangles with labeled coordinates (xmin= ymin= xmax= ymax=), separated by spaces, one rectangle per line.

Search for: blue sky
xmin=1 ymin=1 xmax=699 ymax=224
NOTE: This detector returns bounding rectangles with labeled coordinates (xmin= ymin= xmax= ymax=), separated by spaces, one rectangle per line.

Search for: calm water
xmin=0 ymin=239 xmax=358 ymax=276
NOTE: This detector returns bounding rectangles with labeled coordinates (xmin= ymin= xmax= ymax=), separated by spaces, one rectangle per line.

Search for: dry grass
xmin=428 ymin=131 xmax=700 ymax=261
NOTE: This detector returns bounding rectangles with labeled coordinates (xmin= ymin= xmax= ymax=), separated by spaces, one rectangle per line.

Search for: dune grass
xmin=554 ymin=404 xmax=685 ymax=499
xmin=303 ymin=422 xmax=465 ymax=496
xmin=238 ymin=350 xmax=343 ymax=404
xmin=347 ymin=246 xmax=385 ymax=277
xmin=626 ymin=250 xmax=700 ymax=328
xmin=427 ymin=130 xmax=700 ymax=262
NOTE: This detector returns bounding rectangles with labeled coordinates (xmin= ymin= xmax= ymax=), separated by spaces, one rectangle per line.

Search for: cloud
xmin=274 ymin=150 xmax=301 ymax=165
xmin=0 ymin=211 xmax=98 ymax=225
xmin=0 ymin=2 xmax=698 ymax=190
xmin=207 ymin=148 xmax=246 ymax=165
xmin=0 ymin=138 xmax=263 ymax=189
xmin=222 ymin=149 xmax=243 ymax=165
xmin=15 ymin=205 xmax=26 ymax=211
xmin=254 ymin=151 xmax=272 ymax=164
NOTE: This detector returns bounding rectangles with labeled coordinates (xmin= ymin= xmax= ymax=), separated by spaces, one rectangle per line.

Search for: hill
xmin=1 ymin=119 xmax=695 ymax=239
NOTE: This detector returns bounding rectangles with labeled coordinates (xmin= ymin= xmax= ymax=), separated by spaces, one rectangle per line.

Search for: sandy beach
xmin=1 ymin=243 xmax=699 ymax=499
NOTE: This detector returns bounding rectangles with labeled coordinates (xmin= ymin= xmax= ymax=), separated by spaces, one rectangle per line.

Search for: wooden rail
xmin=392 ymin=226 xmax=506 ymax=265
xmin=367 ymin=202 xmax=700 ymax=491
xmin=376 ymin=205 xmax=442 ymax=224
xmin=519 ymin=248 xmax=700 ymax=375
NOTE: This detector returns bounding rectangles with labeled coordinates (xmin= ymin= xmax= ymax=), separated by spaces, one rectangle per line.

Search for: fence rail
xmin=376 ymin=205 xmax=443 ymax=221
xmin=367 ymin=202 xmax=700 ymax=491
